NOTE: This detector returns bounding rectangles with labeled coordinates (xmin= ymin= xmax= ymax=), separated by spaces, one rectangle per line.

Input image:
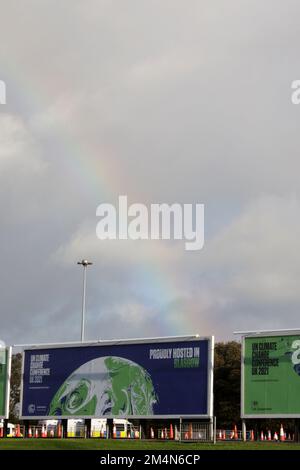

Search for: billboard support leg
xmin=107 ymin=419 xmax=113 ymax=439
xmin=213 ymin=417 xmax=216 ymax=444
xmin=295 ymin=419 xmax=300 ymax=443
xmin=85 ymin=419 xmax=91 ymax=439
xmin=209 ymin=417 xmax=213 ymax=442
xmin=242 ymin=420 xmax=246 ymax=442
xmin=179 ymin=417 xmax=182 ymax=442
xmin=3 ymin=419 xmax=8 ymax=438
xmin=62 ymin=419 xmax=68 ymax=439
xmin=139 ymin=419 xmax=147 ymax=439
xmin=24 ymin=420 xmax=29 ymax=438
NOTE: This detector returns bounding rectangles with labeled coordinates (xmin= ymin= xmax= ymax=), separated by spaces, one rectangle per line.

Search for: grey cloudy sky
xmin=0 ymin=0 xmax=299 ymax=345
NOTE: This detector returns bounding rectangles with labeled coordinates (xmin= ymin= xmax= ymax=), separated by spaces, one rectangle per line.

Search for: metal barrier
xmin=216 ymin=429 xmax=295 ymax=442
xmin=156 ymin=427 xmax=179 ymax=440
xmin=216 ymin=429 xmax=243 ymax=441
xmin=180 ymin=422 xmax=213 ymax=442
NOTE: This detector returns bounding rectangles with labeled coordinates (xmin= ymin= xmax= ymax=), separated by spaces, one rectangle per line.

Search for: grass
xmin=0 ymin=439 xmax=299 ymax=450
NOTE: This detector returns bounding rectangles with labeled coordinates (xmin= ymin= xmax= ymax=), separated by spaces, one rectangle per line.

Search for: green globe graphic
xmin=48 ymin=356 xmax=158 ymax=416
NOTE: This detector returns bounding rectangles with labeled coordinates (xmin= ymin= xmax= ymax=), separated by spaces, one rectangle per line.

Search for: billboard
xmin=0 ymin=347 xmax=11 ymax=419
xmin=242 ymin=332 xmax=300 ymax=418
xmin=20 ymin=336 xmax=213 ymax=419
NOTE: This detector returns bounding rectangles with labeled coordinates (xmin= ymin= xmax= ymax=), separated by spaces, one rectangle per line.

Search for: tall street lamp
xmin=77 ymin=259 xmax=93 ymax=342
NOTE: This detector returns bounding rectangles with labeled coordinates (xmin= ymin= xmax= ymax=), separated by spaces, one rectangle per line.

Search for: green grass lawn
xmin=0 ymin=439 xmax=299 ymax=450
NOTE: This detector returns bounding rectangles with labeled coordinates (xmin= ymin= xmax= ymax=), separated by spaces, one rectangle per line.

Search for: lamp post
xmin=77 ymin=259 xmax=93 ymax=342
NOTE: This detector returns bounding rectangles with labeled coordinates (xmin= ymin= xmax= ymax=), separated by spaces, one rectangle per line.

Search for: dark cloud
xmin=0 ymin=1 xmax=300 ymax=346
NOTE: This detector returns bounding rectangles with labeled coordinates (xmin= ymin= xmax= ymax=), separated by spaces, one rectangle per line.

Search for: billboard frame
xmin=19 ymin=335 xmax=214 ymax=420
xmin=240 ymin=329 xmax=300 ymax=419
xmin=0 ymin=347 xmax=12 ymax=419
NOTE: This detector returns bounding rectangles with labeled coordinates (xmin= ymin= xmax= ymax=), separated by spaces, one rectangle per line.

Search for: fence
xmin=180 ymin=421 xmax=213 ymax=442
xmin=216 ymin=429 xmax=243 ymax=441
xmin=1 ymin=420 xmax=214 ymax=441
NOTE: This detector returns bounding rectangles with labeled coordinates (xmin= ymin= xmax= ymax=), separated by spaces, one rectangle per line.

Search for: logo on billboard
xmin=28 ymin=404 xmax=36 ymax=414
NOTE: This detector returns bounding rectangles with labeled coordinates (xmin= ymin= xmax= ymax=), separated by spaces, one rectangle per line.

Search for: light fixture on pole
xmin=77 ymin=259 xmax=93 ymax=342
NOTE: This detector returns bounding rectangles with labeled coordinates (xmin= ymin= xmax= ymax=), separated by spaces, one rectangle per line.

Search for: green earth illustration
xmin=48 ymin=356 xmax=158 ymax=416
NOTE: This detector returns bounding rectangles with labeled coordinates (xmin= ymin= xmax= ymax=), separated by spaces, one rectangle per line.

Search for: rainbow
xmin=4 ymin=70 xmax=204 ymax=337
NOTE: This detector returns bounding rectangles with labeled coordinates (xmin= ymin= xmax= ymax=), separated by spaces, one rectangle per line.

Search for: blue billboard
xmin=21 ymin=337 xmax=213 ymax=419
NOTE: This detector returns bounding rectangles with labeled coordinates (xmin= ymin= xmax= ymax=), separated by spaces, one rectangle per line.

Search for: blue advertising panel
xmin=21 ymin=337 xmax=213 ymax=419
